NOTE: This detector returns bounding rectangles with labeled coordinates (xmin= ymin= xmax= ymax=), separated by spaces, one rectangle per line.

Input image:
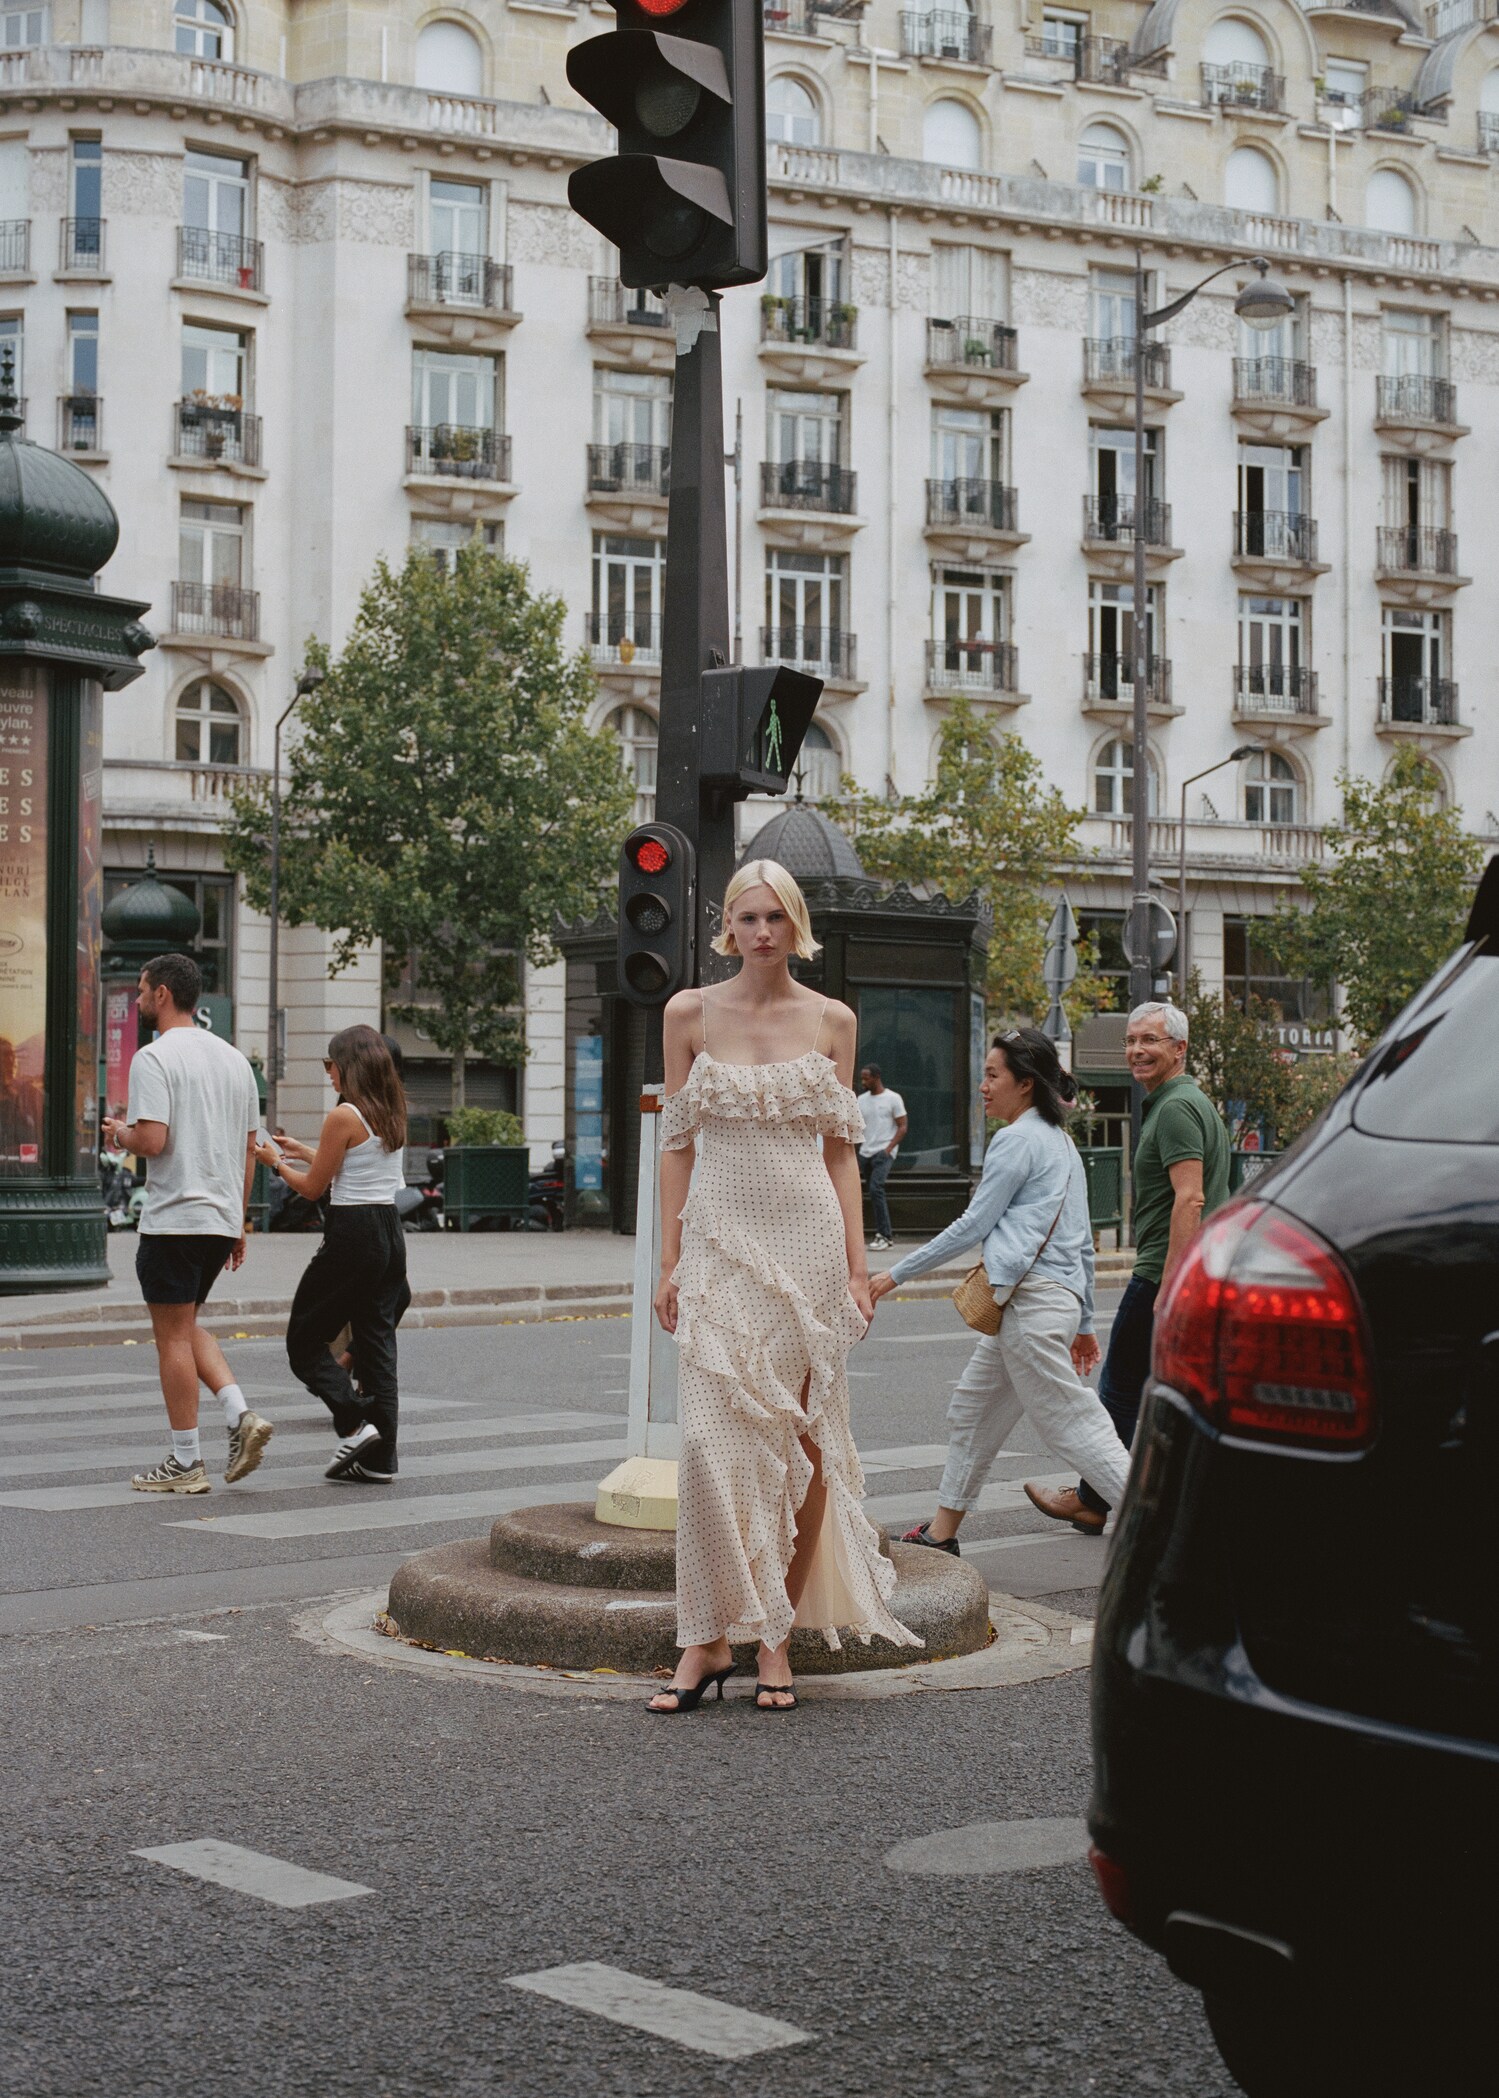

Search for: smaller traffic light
xmin=699 ymin=664 xmax=823 ymax=798
xmin=618 ymin=822 xmax=696 ymax=1006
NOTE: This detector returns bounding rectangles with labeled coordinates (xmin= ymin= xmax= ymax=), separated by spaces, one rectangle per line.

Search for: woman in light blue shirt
xmin=869 ymin=1026 xmax=1131 ymax=1552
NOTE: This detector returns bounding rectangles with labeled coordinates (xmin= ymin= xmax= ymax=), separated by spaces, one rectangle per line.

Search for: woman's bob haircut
xmin=712 ymin=859 xmax=821 ymax=961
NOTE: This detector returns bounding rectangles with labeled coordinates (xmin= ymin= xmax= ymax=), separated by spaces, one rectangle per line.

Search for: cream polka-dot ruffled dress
xmin=661 ymin=1002 xmax=922 ymax=1657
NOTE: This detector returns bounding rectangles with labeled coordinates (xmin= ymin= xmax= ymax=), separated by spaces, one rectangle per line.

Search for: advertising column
xmin=0 ymin=666 xmax=46 ymax=1175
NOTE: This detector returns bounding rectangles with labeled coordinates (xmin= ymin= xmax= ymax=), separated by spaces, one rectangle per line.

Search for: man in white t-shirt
xmin=102 ymin=953 xmax=273 ymax=1495
xmin=855 ymin=1062 xmax=908 ymax=1251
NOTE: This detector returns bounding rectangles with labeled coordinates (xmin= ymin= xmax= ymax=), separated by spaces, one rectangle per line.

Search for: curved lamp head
xmin=1234 ymin=257 xmax=1296 ymax=331
xmin=1231 ymin=743 xmax=1264 ymax=762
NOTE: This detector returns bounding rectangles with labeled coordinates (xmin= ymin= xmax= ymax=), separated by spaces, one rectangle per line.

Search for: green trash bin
xmin=247 ymin=1158 xmax=274 ymax=1235
xmin=1228 ymin=1147 xmax=1282 ymax=1194
xmin=1081 ymin=1147 xmax=1124 ymax=1234
xmin=443 ymin=1145 xmax=530 ymax=1231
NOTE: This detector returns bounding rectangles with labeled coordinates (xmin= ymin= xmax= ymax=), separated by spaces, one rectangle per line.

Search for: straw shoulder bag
xmin=952 ymin=1196 xmax=1067 ymax=1337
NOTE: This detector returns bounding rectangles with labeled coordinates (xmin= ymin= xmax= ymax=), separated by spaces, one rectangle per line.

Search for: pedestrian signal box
xmin=565 ymin=0 xmax=767 ymax=292
xmin=699 ymin=664 xmax=823 ymax=799
xmin=618 ymin=822 xmax=696 ymax=1006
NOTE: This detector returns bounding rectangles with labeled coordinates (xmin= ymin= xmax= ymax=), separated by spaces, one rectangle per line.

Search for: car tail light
xmin=1153 ymin=1201 xmax=1377 ymax=1450
xmin=1089 ymin=1844 xmax=1136 ymax=1927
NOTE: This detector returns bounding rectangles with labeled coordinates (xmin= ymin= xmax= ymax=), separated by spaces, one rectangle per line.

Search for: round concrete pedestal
xmin=386 ymin=1501 xmax=992 ymax=1675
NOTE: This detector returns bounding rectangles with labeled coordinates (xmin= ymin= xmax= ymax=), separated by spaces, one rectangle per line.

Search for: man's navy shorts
xmin=135 ymin=1233 xmax=236 ymax=1307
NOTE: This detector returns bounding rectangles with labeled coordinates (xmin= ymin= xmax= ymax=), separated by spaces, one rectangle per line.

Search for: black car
xmin=1089 ymin=865 xmax=1499 ymax=2097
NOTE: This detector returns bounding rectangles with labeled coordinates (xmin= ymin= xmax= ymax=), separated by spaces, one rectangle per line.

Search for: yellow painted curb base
xmin=594 ymin=1455 xmax=679 ymax=1531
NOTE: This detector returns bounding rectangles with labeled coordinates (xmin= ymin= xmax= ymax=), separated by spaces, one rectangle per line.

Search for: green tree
xmin=225 ymin=545 xmax=632 ymax=1107
xmin=1266 ymin=748 xmax=1483 ymax=1048
xmin=1182 ymin=970 xmax=1293 ymax=1143
xmin=1277 ymin=1051 xmax=1362 ymax=1148
xmin=826 ymin=697 xmax=1096 ymax=1018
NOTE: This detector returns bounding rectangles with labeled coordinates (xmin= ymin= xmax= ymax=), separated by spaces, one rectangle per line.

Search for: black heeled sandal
xmin=646 ymin=1664 xmax=735 ymax=1714
xmin=755 ymin=1678 xmax=799 ymax=1712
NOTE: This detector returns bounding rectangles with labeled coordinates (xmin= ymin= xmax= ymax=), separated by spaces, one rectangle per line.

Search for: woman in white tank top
xmin=255 ymin=1025 xmax=410 ymax=1483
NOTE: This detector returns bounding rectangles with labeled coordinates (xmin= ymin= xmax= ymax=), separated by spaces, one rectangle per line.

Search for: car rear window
xmin=1352 ymin=949 xmax=1499 ymax=1143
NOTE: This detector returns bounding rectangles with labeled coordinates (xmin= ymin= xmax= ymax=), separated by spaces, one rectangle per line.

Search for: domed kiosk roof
xmin=739 ymin=803 xmax=865 ymax=882
xmin=101 ymin=849 xmax=201 ymax=960
xmin=0 ymin=390 xmax=119 ymax=579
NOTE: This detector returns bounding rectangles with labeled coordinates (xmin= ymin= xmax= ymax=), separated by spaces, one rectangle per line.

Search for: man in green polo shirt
xmin=1025 ymin=999 xmax=1230 ymax=1532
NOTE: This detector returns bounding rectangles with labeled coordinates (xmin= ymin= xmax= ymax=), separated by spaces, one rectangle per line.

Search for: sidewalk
xmin=0 ymin=1227 xmax=1134 ymax=1350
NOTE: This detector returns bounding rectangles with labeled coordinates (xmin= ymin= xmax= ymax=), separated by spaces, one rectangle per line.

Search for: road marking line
xmin=130 ymin=1839 xmax=374 ymax=1908
xmin=0 ymin=1388 xmax=474 ymax=1423
xmin=961 ymin=1531 xmax=1085 ymax=1555
xmin=175 ymin=1629 xmax=228 ymax=1642
xmin=866 ymin=1472 xmax=1073 ymax=1529
xmin=505 ymin=1962 xmax=810 ymax=2061
xmin=167 ymin=1479 xmax=606 ymax=1539
xmin=0 ymin=1372 xmax=162 ymax=1395
xmin=0 ymin=1394 xmax=474 ymax=1443
xmin=883 ymin=1818 xmax=1090 ymax=1877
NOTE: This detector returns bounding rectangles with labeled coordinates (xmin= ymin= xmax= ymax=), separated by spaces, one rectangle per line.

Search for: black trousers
xmin=1078 ymin=1272 xmax=1159 ymax=1516
xmin=286 ymin=1205 xmax=407 ymax=1470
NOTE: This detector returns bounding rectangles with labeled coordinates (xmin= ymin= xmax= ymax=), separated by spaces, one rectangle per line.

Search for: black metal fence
xmin=761 ymin=626 xmax=857 ymax=679
xmin=585 ymin=612 xmax=663 ymax=665
xmin=1376 ymin=525 xmax=1459 ymax=575
xmin=760 ymin=459 xmax=857 ymax=512
xmin=587 ymin=277 xmax=669 ymax=329
xmin=60 ymin=217 xmax=104 ymax=271
xmin=407 ymin=252 xmax=512 ymax=309
xmin=760 ymin=295 xmax=858 ymax=350
xmin=925 ymin=317 xmax=1018 ymax=370
xmin=175 ymin=399 xmax=263 ymax=467
xmin=1377 ymin=374 xmax=1457 ymax=424
xmin=900 ymin=9 xmax=991 ymax=61
xmin=406 ymin=425 xmax=512 ymax=481
xmin=926 ymin=478 xmax=1019 ymax=532
xmin=178 ymin=225 xmax=264 ymax=291
xmin=172 ymin=581 xmax=260 ymax=641
xmin=1235 ymin=664 xmax=1319 ymax=713
xmin=1084 ymin=336 xmax=1171 ymax=388
xmin=1085 ymin=653 xmax=1171 ymax=703
xmin=586 ymin=442 xmax=670 ymax=497
xmin=59 ymin=393 xmax=101 ymax=452
xmin=1232 ymin=356 xmax=1317 ymax=407
xmin=0 ymin=219 xmax=28 ymax=273
xmin=1234 ymin=510 xmax=1319 ymax=562
xmin=925 ymin=638 xmax=1018 ymax=693
xmin=1378 ymin=677 xmax=1459 ymax=727
xmin=1084 ymin=494 xmax=1172 ymax=546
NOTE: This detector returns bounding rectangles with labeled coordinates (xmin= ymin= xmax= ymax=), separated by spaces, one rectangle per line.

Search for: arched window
xmin=1203 ymin=16 xmax=1270 ymax=66
xmin=416 ymin=20 xmax=484 ymax=97
xmin=922 ymin=99 xmax=982 ymax=172
xmin=793 ymin=722 xmax=841 ymax=801
xmin=1077 ymin=122 xmax=1129 ymax=193
xmin=175 ymin=0 xmax=234 ymax=60
xmin=608 ymin=703 xmax=657 ymax=822
xmin=1224 ymin=145 xmax=1278 ymax=214
xmin=175 ymin=679 xmax=243 ymax=766
xmin=766 ymin=75 xmax=819 ymax=147
xmin=1244 ymin=748 xmax=1299 ymax=825
xmin=1093 ymin=738 xmax=1156 ymax=817
xmin=1366 ymin=168 xmax=1416 ymax=236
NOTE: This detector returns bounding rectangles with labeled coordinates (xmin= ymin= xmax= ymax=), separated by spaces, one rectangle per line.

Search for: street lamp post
xmin=1176 ymin=745 xmax=1265 ymax=1001
xmin=1125 ymin=252 xmax=1292 ymax=1155
xmin=265 ymin=667 xmax=325 ymax=1134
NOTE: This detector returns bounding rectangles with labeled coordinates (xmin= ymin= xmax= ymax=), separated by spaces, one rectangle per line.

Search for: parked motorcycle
xmin=527 ymin=1140 xmax=568 ymax=1232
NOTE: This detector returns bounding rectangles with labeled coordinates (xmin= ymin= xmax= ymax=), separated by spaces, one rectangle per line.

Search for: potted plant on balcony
xmin=188 ymin=388 xmax=241 ymax=459
xmin=441 ymin=1106 xmax=531 ymax=1230
xmin=761 ymin=291 xmax=790 ymax=338
xmin=962 ymin=333 xmax=993 ymax=366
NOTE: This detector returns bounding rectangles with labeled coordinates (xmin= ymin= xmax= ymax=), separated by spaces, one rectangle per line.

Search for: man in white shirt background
xmin=102 ymin=953 xmax=273 ymax=1495
xmin=856 ymin=1062 xmax=908 ymax=1251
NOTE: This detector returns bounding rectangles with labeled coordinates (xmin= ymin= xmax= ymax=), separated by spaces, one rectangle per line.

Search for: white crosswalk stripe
xmin=132 ymin=1840 xmax=373 ymax=1909
xmin=0 ymin=1386 xmax=475 ymax=1423
xmin=506 ymin=1962 xmax=809 ymax=2060
xmin=0 ymin=1394 xmax=471 ymax=1443
xmin=170 ymin=1480 xmax=608 ymax=1538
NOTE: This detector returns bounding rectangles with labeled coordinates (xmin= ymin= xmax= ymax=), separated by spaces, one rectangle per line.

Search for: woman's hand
xmin=1071 ymin=1332 xmax=1102 ymax=1377
xmin=253 ymin=1138 xmax=282 ymax=1170
xmin=848 ymin=1271 xmax=875 ymax=1327
xmin=654 ymin=1272 xmax=679 ymax=1335
xmin=868 ymin=1272 xmax=898 ymax=1306
xmin=280 ymin=1135 xmax=315 ymax=1162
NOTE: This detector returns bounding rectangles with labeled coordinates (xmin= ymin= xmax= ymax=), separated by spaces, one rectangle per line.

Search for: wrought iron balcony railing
xmin=900 ymin=9 xmax=991 ymax=62
xmin=587 ymin=277 xmax=669 ymax=329
xmin=927 ymin=478 xmax=1019 ymax=531
xmin=1202 ymin=60 xmax=1283 ymax=111
xmin=760 ymin=458 xmax=857 ymax=513
xmin=59 ymin=392 xmax=101 ymax=452
xmin=1376 ymin=373 xmax=1458 ymax=425
xmin=406 ymin=425 xmax=511 ymax=481
xmin=925 ymin=637 xmax=1018 ymax=694
xmin=1084 ymin=336 xmax=1171 ymax=388
xmin=175 ymin=398 xmax=262 ymax=467
xmin=1234 ymin=510 xmax=1319 ymax=562
xmin=1376 ymin=525 xmax=1459 ymax=575
xmin=407 ymin=251 xmax=512 ymax=309
xmin=1234 ymin=664 xmax=1319 ymax=714
xmin=1362 ymin=87 xmax=1424 ymax=131
xmin=1232 ymin=356 xmax=1317 ymax=408
xmin=177 ymin=225 xmax=264 ymax=291
xmin=1378 ymin=676 xmax=1459 ymax=727
xmin=1025 ymin=31 xmax=1145 ymax=83
xmin=925 ymin=316 xmax=1018 ymax=370
xmin=1480 ymin=111 xmax=1499 ymax=153
xmin=586 ymin=612 xmax=663 ymax=667
xmin=0 ymin=218 xmax=28 ymax=272
xmin=762 ymin=625 xmax=857 ymax=679
xmin=587 ymin=442 xmax=670 ymax=497
xmin=1084 ymin=495 xmax=1172 ymax=546
xmin=60 ymin=216 xmax=104 ymax=271
xmin=760 ymin=294 xmax=858 ymax=350
xmin=1085 ymin=653 xmax=1172 ymax=704
xmin=171 ymin=580 xmax=260 ymax=641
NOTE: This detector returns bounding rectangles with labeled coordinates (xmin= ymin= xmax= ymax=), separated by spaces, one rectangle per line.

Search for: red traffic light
xmin=635 ymin=0 xmax=693 ymax=13
xmin=630 ymin=836 xmax=672 ymax=875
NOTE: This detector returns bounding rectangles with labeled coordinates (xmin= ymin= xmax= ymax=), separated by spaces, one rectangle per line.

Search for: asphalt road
xmin=1 ymin=1294 xmax=1233 ymax=2098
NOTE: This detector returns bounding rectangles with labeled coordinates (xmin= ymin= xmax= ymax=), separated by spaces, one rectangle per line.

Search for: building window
xmin=415 ymin=20 xmax=484 ymax=96
xmin=1382 ymin=307 xmax=1442 ymax=378
xmin=1223 ymin=916 xmax=1327 ymax=1025
xmin=182 ymin=320 xmax=247 ymax=405
xmin=1088 ymin=579 xmax=1159 ymax=695
xmin=175 ymin=678 xmax=244 ymax=766
xmin=1224 ymin=145 xmax=1278 ymax=215
xmin=765 ymin=548 xmax=847 ymax=675
xmin=411 ymin=346 xmax=497 ymax=430
xmin=1238 ymin=593 xmax=1304 ymax=691
xmin=1077 ymin=122 xmax=1129 ymax=192
xmin=607 ymin=703 xmax=657 ymax=822
xmin=930 ymin=243 xmax=1007 ymax=324
xmin=934 ymin=565 xmax=1008 ymax=648
xmin=1237 ymin=297 xmax=1302 ymax=363
xmin=922 ymin=99 xmax=981 ymax=172
xmin=1089 ymin=266 xmax=1137 ymax=341
xmin=1090 ymin=424 xmax=1158 ymax=524
xmin=0 ymin=9 xmax=46 ymax=50
xmin=1322 ymin=58 xmax=1366 ymax=127
xmin=1092 ymin=737 xmax=1156 ymax=817
xmin=767 ymin=384 xmax=844 ymax=469
xmin=179 ymin=497 xmax=245 ymax=588
xmin=1382 ymin=605 xmax=1447 ymax=721
xmin=70 ymin=135 xmax=102 ymax=228
xmin=428 ymin=176 xmax=487 ymax=257
xmin=594 ymin=366 xmax=671 ymax=449
xmin=67 ymin=310 xmax=98 ymax=395
xmin=765 ymin=240 xmax=843 ymax=312
xmin=591 ymin=532 xmax=665 ymax=659
xmin=412 ymin=517 xmax=503 ymax=572
xmin=1366 ymin=168 xmax=1416 ymax=237
xmin=1076 ymin=909 xmax=1128 ymax=1009
xmin=794 ymin=721 xmax=841 ymax=800
xmin=766 ymin=74 xmax=819 ymax=146
xmin=1239 ymin=440 xmax=1304 ymax=517
xmin=0 ymin=313 xmax=22 ymax=405
xmin=1040 ymin=10 xmax=1086 ymax=61
xmin=1244 ymin=749 xmax=1299 ymax=826
xmin=183 ymin=149 xmax=250 ymax=239
xmin=932 ymin=402 xmax=1006 ymax=484
xmin=174 ymin=0 xmax=234 ymax=61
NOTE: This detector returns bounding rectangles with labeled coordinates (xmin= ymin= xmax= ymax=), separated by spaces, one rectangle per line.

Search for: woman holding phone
xmin=255 ymin=1025 xmax=408 ymax=1483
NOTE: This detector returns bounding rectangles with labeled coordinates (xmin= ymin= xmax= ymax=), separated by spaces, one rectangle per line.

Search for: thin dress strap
xmin=810 ymin=996 xmax=830 ymax=1056
xmin=699 ymin=986 xmax=710 ymax=1055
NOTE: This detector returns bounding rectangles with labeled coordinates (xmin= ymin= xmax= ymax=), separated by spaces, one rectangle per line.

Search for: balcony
xmin=925 ymin=477 xmax=1026 ymax=558
xmin=1233 ymin=664 xmax=1327 ymax=730
xmin=0 ymin=218 xmax=29 ymax=276
xmin=1375 ymin=374 xmax=1467 ymax=452
xmin=762 ymin=624 xmax=859 ymax=686
xmin=585 ymin=441 xmax=670 ymax=528
xmin=404 ymin=425 xmax=514 ymax=518
xmin=172 ymin=398 xmax=264 ymax=474
xmin=1427 ymin=0 xmax=1495 ymax=31
xmin=762 ymin=0 xmax=867 ymax=33
xmin=1480 ymin=112 xmax=1499 ymax=153
xmin=1362 ymin=87 xmax=1425 ymax=134
xmin=176 ymin=225 xmax=264 ymax=296
xmin=1202 ymin=60 xmax=1283 ymax=113
xmin=167 ymin=581 xmax=266 ymax=660
xmin=1377 ymin=677 xmax=1466 ymax=740
xmin=586 ymin=276 xmax=673 ymax=374
xmin=59 ymin=393 xmax=104 ymax=457
xmin=1083 ymin=654 xmax=1178 ymax=719
xmin=586 ymin=613 xmax=662 ymax=691
xmin=406 ymin=253 xmax=518 ymax=347
xmin=1375 ymin=524 xmax=1469 ymax=603
xmin=1087 ymin=811 xmax=1326 ymax=871
xmin=1081 ymin=337 xmax=1180 ymax=417
xmin=59 ymin=217 xmax=105 ymax=276
xmin=924 ymin=316 xmax=1026 ymax=404
xmin=900 ymin=9 xmax=991 ymax=63
xmin=924 ymin=637 xmax=1023 ymax=708
xmin=1230 ymin=355 xmax=1326 ymax=439
xmin=1232 ymin=510 xmax=1327 ymax=589
xmin=759 ymin=294 xmax=862 ymax=385
xmin=759 ymin=459 xmax=861 ymax=546
xmin=1024 ymin=33 xmax=1150 ymax=84
xmin=1082 ymin=495 xmax=1180 ymax=577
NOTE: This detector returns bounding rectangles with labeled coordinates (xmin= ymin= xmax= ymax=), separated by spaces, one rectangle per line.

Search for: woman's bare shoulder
xmin=663 ymin=989 xmax=705 ymax=1032
xmin=821 ymin=998 xmax=858 ymax=1042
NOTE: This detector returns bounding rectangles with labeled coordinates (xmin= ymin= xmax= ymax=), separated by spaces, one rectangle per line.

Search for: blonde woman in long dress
xmin=648 ymin=860 xmax=921 ymax=1713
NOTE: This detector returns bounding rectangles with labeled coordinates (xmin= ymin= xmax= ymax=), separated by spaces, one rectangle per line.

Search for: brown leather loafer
xmin=1024 ymin=1483 xmax=1107 ymax=1534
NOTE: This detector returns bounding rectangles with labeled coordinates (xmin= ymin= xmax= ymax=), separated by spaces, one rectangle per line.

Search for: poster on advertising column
xmin=76 ymin=683 xmax=103 ymax=1177
xmin=0 ymin=667 xmax=45 ymax=1174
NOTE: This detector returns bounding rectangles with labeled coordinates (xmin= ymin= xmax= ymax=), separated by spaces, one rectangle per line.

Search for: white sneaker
xmin=131 ymin=1453 xmax=211 ymax=1494
xmin=868 ymin=1235 xmax=893 ymax=1251
xmin=325 ymin=1421 xmax=382 ymax=1480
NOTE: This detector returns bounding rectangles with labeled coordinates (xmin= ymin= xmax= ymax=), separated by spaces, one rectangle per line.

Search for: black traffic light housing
xmin=618 ymin=822 xmax=696 ymax=1007
xmin=700 ymin=664 xmax=823 ymax=798
xmin=567 ymin=0 xmax=767 ymax=292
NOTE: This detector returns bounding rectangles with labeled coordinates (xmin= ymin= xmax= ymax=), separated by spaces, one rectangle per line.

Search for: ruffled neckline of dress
xmin=661 ymin=1049 xmax=864 ymax=1146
